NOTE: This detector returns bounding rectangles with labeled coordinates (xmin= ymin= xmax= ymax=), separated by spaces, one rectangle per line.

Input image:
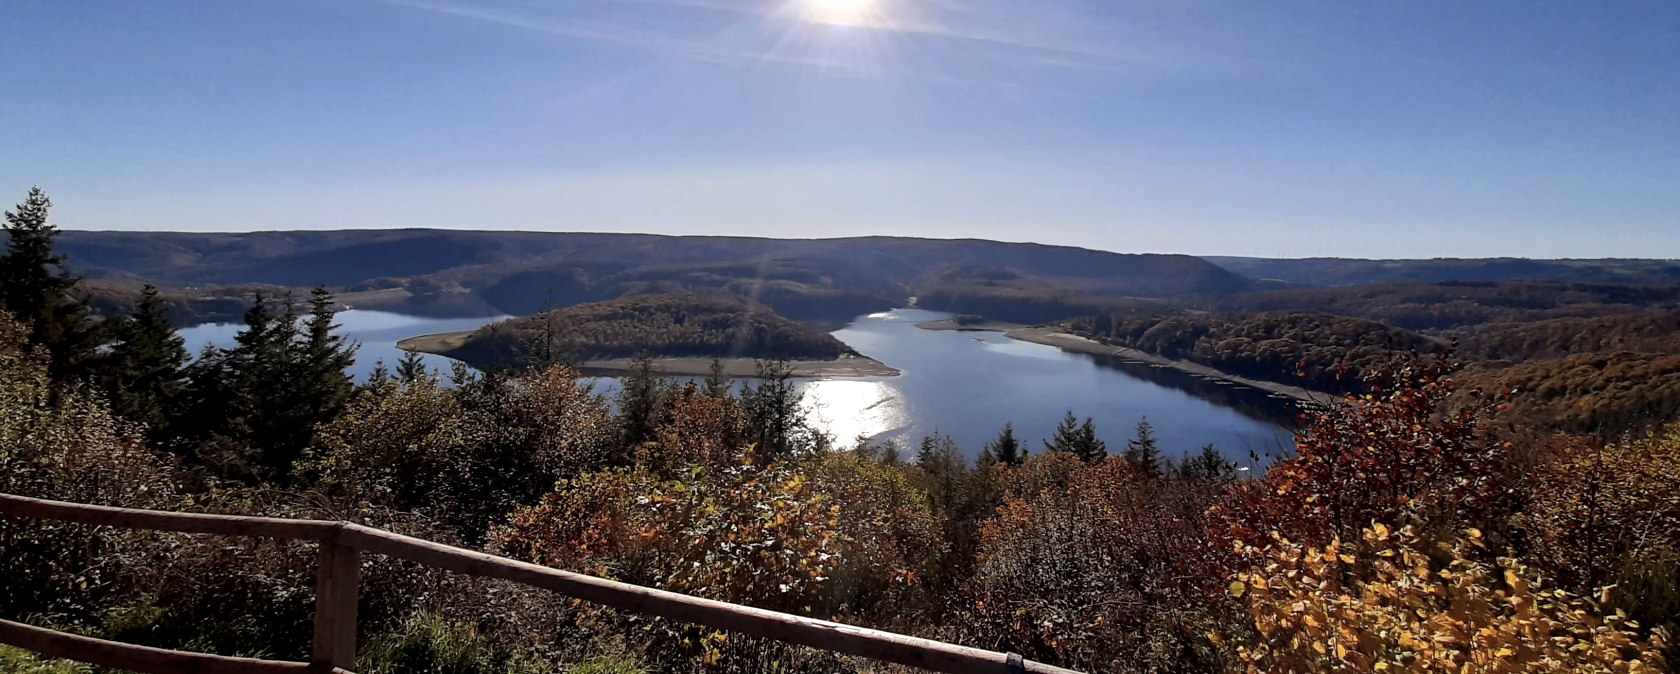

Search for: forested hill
xmin=426 ymin=293 xmax=857 ymax=370
xmin=1205 ymin=256 xmax=1680 ymax=287
xmin=46 ymin=230 xmax=1250 ymax=323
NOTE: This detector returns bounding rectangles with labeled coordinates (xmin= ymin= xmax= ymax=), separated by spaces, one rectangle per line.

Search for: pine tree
xmin=102 ymin=284 xmax=188 ymax=433
xmin=917 ymin=433 xmax=967 ymax=513
xmin=1044 ymin=410 xmax=1081 ymax=454
xmin=176 ymin=291 xmax=357 ymax=480
xmin=704 ymin=357 xmax=731 ymax=398
xmin=1045 ymin=410 xmax=1106 ymax=462
xmin=1177 ymin=444 xmax=1237 ymax=485
xmin=740 ymin=359 xmax=812 ymax=460
xmin=396 ymin=348 xmax=430 ymax=384
xmin=1124 ymin=417 xmax=1163 ymax=478
xmin=0 ymin=187 xmax=100 ymax=382
xmin=981 ymin=422 xmax=1025 ymax=466
xmin=1074 ymin=417 xmax=1107 ymax=463
xmin=616 ymin=352 xmax=670 ymax=457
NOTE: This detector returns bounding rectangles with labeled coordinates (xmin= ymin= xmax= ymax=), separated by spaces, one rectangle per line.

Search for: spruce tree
xmin=176 ymin=291 xmax=356 ymax=480
xmin=1074 ymin=417 xmax=1107 ymax=463
xmin=740 ymin=359 xmax=812 ymax=460
xmin=981 ymin=422 xmax=1025 ymax=466
xmin=1044 ymin=410 xmax=1082 ymax=455
xmin=1178 ymin=444 xmax=1237 ymax=485
xmin=102 ymin=284 xmax=188 ymax=433
xmin=616 ymin=352 xmax=670 ymax=458
xmin=917 ymin=433 xmax=967 ymax=513
xmin=704 ymin=357 xmax=731 ymax=398
xmin=0 ymin=187 xmax=100 ymax=382
xmin=1045 ymin=410 xmax=1106 ymax=462
xmin=396 ymin=349 xmax=429 ymax=384
xmin=1124 ymin=417 xmax=1163 ymax=478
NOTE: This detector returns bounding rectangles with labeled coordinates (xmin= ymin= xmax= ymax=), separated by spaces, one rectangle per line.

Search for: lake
xmin=178 ymin=310 xmax=513 ymax=382
xmin=180 ymin=308 xmax=1295 ymax=467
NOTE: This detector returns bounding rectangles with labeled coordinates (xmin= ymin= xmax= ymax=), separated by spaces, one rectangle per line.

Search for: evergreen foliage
xmin=175 ymin=291 xmax=356 ymax=480
xmin=616 ymin=353 xmax=672 ymax=457
xmin=1043 ymin=410 xmax=1106 ymax=462
xmin=1176 ymin=444 xmax=1237 ymax=485
xmin=738 ymin=360 xmax=815 ymax=460
xmin=979 ymin=422 xmax=1025 ymax=466
xmin=1123 ymin=417 xmax=1163 ymax=478
xmin=395 ymin=349 xmax=430 ymax=384
xmin=100 ymin=285 xmax=188 ymax=434
xmin=0 ymin=187 xmax=100 ymax=382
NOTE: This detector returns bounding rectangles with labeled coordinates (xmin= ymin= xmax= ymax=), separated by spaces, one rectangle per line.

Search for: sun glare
xmin=805 ymin=0 xmax=877 ymax=26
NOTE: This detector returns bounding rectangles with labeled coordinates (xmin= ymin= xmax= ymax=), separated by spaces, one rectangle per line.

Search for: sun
xmin=804 ymin=0 xmax=877 ymax=26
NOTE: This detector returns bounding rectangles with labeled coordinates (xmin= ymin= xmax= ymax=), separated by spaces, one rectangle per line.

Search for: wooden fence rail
xmin=0 ymin=492 xmax=1083 ymax=674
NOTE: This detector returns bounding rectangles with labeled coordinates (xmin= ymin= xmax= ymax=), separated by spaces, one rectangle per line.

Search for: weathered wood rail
xmin=0 ymin=492 xmax=1082 ymax=674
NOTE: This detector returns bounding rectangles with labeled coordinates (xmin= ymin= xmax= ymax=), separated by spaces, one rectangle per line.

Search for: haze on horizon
xmin=3 ymin=0 xmax=1677 ymax=259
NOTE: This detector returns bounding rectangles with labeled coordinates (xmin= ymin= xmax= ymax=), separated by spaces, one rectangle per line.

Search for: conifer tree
xmin=1124 ymin=417 xmax=1163 ymax=478
xmin=616 ymin=352 xmax=670 ymax=458
xmin=0 ymin=187 xmax=100 ymax=381
xmin=396 ymin=349 xmax=430 ymax=384
xmin=1177 ymin=443 xmax=1237 ymax=485
xmin=176 ymin=291 xmax=356 ymax=480
xmin=917 ymin=433 xmax=967 ymax=513
xmin=981 ymin=422 xmax=1025 ymax=466
xmin=740 ymin=359 xmax=812 ymax=460
xmin=102 ymin=284 xmax=187 ymax=433
xmin=704 ymin=357 xmax=731 ymax=398
xmin=1045 ymin=410 xmax=1106 ymax=462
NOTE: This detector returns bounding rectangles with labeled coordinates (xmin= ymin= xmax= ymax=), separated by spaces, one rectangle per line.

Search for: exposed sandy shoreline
xmin=915 ymin=321 xmax=1324 ymax=403
xmin=397 ymin=331 xmax=900 ymax=378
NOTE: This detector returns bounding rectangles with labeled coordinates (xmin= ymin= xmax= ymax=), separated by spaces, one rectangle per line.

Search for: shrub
xmin=1229 ymin=524 xmax=1668 ymax=673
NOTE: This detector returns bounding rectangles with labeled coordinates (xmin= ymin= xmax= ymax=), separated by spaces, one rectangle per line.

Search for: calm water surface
xmin=180 ymin=308 xmax=1294 ymax=466
xmin=178 ymin=310 xmax=511 ymax=382
xmin=800 ymin=309 xmax=1293 ymax=466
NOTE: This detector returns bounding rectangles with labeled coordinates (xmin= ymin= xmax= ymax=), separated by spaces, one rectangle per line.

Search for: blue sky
xmin=3 ymin=0 xmax=1676 ymax=258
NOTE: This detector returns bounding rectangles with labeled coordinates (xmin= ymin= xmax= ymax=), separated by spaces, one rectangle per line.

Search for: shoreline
xmin=914 ymin=321 xmax=1325 ymax=403
xmin=396 ymin=331 xmax=901 ymax=378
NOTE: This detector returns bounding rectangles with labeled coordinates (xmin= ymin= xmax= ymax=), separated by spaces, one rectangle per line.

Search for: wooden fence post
xmin=312 ymin=535 xmax=361 ymax=670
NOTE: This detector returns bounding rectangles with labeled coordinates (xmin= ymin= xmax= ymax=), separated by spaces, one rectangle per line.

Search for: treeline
xmin=1454 ymin=308 xmax=1680 ymax=362
xmin=917 ymin=286 xmax=1168 ymax=325
xmin=1200 ymin=281 xmax=1680 ymax=331
xmin=478 ymin=258 xmax=904 ymax=322
xmin=455 ymin=293 xmax=854 ymax=369
xmin=1067 ymin=311 xmax=1444 ymax=394
xmin=3 ymin=188 xmax=1674 ymax=673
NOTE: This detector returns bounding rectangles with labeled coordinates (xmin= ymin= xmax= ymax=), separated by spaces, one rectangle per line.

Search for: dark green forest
xmin=3 ymin=189 xmax=1678 ymax=674
xmin=440 ymin=294 xmax=856 ymax=370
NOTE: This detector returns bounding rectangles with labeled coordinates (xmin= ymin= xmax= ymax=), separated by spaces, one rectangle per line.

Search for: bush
xmin=1229 ymin=524 xmax=1668 ymax=673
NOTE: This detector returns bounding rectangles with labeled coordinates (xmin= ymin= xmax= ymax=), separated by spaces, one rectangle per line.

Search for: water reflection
xmin=799 ymin=380 xmax=909 ymax=444
xmin=810 ymin=309 xmax=1296 ymax=466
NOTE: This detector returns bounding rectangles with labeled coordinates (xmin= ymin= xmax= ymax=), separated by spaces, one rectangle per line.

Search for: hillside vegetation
xmin=1199 ymin=281 xmax=1680 ymax=331
xmin=2 ymin=189 xmax=1675 ymax=673
xmin=46 ymin=230 xmax=1251 ymax=326
xmin=1206 ymin=256 xmax=1680 ymax=287
xmin=437 ymin=294 xmax=856 ymax=370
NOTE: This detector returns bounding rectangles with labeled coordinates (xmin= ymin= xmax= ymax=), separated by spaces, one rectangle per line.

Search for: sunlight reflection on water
xmin=798 ymin=379 xmax=906 ymax=445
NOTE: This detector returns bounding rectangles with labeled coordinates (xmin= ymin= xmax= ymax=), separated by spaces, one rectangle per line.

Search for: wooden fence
xmin=0 ymin=492 xmax=1083 ymax=674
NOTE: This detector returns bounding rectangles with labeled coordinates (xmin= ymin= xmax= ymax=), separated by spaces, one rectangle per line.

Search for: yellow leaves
xmin=1230 ymin=580 xmax=1247 ymax=598
xmin=1229 ymin=524 xmax=1667 ymax=674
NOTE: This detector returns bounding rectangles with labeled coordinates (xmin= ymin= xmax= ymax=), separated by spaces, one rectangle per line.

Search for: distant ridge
xmin=48 ymin=230 xmax=1251 ymax=324
xmin=1203 ymin=256 xmax=1680 ymax=287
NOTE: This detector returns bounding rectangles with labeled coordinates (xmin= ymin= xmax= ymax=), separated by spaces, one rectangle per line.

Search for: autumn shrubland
xmin=1 ymin=188 xmax=1675 ymax=673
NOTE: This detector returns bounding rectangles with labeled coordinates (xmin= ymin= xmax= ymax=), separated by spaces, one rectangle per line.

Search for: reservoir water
xmin=180 ymin=308 xmax=1295 ymax=466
